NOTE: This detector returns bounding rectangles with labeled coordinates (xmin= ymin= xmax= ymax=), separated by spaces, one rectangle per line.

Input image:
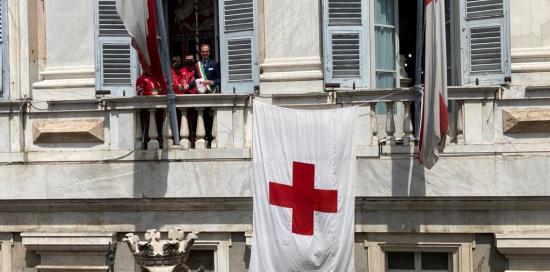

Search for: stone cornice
xmin=495 ymin=234 xmax=550 ymax=255
xmin=3 ymin=197 xmax=550 ymax=212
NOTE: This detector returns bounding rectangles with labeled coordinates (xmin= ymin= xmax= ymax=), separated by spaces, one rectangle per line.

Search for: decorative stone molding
xmin=260 ymin=57 xmax=323 ymax=82
xmin=32 ymin=66 xmax=96 ymax=90
xmin=1 ymin=233 xmax=14 ymax=272
xmin=502 ymin=108 xmax=550 ymax=134
xmin=512 ymin=48 xmax=550 ymax=73
xmin=365 ymin=233 xmax=474 ymax=272
xmin=495 ymin=234 xmax=550 ymax=271
xmin=33 ymin=119 xmax=104 ymax=144
xmin=124 ymin=228 xmax=198 ymax=272
xmin=21 ymin=232 xmax=115 ymax=272
xmin=495 ymin=234 xmax=550 ymax=256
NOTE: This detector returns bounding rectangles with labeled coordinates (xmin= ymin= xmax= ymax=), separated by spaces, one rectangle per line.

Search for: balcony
xmin=100 ymin=86 xmax=511 ymax=156
xmin=1 ymin=86 xmax=550 ymax=200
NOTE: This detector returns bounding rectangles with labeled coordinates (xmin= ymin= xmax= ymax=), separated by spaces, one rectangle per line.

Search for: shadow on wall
xmin=390 ymin=145 xmax=426 ymax=197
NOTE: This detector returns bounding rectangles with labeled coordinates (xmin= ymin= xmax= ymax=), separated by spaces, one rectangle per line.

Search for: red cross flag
xmin=250 ymin=102 xmax=356 ymax=271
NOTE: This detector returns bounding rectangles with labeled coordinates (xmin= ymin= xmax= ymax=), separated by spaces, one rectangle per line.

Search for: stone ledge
xmin=21 ymin=232 xmax=115 ymax=251
xmin=502 ymin=108 xmax=550 ymax=134
xmin=35 ymin=265 xmax=109 ymax=272
xmin=4 ymin=197 xmax=550 ymax=212
xmin=495 ymin=234 xmax=550 ymax=255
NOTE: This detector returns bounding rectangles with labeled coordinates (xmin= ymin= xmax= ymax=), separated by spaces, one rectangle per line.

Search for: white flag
xmin=115 ymin=0 xmax=150 ymax=65
xmin=419 ymin=0 xmax=449 ymax=169
xmin=250 ymin=102 xmax=356 ymax=271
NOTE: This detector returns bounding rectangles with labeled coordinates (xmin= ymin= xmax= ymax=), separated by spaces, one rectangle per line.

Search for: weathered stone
xmin=33 ymin=119 xmax=104 ymax=144
xmin=502 ymin=108 xmax=550 ymax=134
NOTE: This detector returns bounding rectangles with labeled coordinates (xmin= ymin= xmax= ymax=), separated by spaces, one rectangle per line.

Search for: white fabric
xmin=115 ymin=0 xmax=151 ymax=65
xmin=250 ymin=101 xmax=356 ymax=272
xmin=420 ymin=0 xmax=448 ymax=169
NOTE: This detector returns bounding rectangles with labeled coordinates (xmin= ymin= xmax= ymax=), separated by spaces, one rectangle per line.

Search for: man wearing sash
xmin=196 ymin=44 xmax=220 ymax=93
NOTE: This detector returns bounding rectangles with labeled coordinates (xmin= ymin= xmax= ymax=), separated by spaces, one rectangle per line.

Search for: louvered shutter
xmin=323 ymin=0 xmax=369 ymax=88
xmin=95 ymin=0 xmax=138 ymax=96
xmin=0 ymin=0 xmax=7 ymax=99
xmin=219 ymin=0 xmax=259 ymax=94
xmin=459 ymin=0 xmax=511 ymax=86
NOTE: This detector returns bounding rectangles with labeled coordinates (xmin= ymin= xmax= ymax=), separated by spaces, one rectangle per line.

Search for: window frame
xmin=365 ymin=234 xmax=474 ymax=272
xmin=370 ymin=0 xmax=400 ymax=89
xmin=0 ymin=0 xmax=9 ymax=101
xmin=93 ymin=0 xmax=139 ymax=97
xmin=386 ymin=249 xmax=453 ymax=272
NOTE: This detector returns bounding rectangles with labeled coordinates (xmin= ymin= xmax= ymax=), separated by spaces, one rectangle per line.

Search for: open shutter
xmin=0 ymin=0 xmax=7 ymax=99
xmin=323 ymin=0 xmax=369 ymax=88
xmin=219 ymin=0 xmax=259 ymax=94
xmin=95 ymin=0 xmax=138 ymax=96
xmin=459 ymin=0 xmax=511 ymax=86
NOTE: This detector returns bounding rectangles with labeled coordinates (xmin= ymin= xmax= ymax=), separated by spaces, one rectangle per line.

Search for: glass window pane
xmin=376 ymin=72 xmax=396 ymax=88
xmin=421 ymin=252 xmax=449 ymax=270
xmin=375 ymin=26 xmax=396 ymax=71
xmin=387 ymin=252 xmax=415 ymax=269
xmin=186 ymin=250 xmax=215 ymax=272
xmin=375 ymin=0 xmax=395 ymax=25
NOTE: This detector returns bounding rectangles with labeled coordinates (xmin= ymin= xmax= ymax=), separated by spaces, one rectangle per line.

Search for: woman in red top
xmin=170 ymin=56 xmax=186 ymax=95
xmin=180 ymin=53 xmax=198 ymax=94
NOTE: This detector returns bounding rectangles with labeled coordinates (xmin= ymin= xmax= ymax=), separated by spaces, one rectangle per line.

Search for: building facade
xmin=1 ymin=0 xmax=550 ymax=271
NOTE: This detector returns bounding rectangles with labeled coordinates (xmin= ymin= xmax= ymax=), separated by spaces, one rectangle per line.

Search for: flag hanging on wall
xmin=419 ymin=0 xmax=449 ymax=169
xmin=250 ymin=101 xmax=357 ymax=271
xmin=115 ymin=0 xmax=164 ymax=87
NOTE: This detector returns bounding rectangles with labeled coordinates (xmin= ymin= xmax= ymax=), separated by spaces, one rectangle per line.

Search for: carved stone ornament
xmin=124 ymin=228 xmax=199 ymax=272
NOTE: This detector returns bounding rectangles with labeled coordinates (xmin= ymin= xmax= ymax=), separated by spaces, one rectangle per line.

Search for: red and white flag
xmin=250 ymin=102 xmax=356 ymax=271
xmin=419 ymin=0 xmax=448 ymax=169
xmin=116 ymin=0 xmax=164 ymax=86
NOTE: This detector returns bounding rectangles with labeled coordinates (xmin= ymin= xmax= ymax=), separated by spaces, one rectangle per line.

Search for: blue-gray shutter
xmin=323 ymin=0 xmax=369 ymax=88
xmin=459 ymin=0 xmax=511 ymax=86
xmin=219 ymin=0 xmax=259 ymax=94
xmin=0 ymin=0 xmax=8 ymax=99
xmin=95 ymin=0 xmax=138 ymax=96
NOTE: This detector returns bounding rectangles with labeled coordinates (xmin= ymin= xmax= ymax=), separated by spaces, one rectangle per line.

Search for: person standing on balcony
xmin=136 ymin=72 xmax=161 ymax=96
xmin=171 ymin=56 xmax=186 ymax=95
xmin=181 ymin=53 xmax=198 ymax=94
xmin=197 ymin=44 xmax=220 ymax=93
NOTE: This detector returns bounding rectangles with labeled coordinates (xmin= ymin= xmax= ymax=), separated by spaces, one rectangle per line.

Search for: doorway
xmin=167 ymin=0 xmax=219 ymax=61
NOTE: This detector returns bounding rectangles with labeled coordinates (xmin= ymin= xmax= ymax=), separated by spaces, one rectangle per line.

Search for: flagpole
xmin=155 ymin=0 xmax=180 ymax=145
xmin=195 ymin=0 xmax=200 ymax=60
xmin=414 ymin=0 xmax=424 ymax=137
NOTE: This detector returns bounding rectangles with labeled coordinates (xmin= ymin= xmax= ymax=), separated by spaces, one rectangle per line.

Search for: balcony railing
xmin=102 ymin=86 xmax=504 ymax=155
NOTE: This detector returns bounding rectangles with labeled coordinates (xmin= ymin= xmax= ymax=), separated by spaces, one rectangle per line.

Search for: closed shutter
xmin=323 ymin=0 xmax=369 ymax=88
xmin=0 ymin=0 xmax=7 ymax=99
xmin=459 ymin=0 xmax=511 ymax=86
xmin=95 ymin=0 xmax=138 ymax=96
xmin=219 ymin=0 xmax=259 ymax=94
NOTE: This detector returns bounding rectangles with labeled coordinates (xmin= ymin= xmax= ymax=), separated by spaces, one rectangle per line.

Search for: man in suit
xmin=197 ymin=44 xmax=221 ymax=93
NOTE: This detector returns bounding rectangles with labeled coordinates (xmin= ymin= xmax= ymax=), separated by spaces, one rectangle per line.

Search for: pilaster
xmin=260 ymin=0 xmax=324 ymax=94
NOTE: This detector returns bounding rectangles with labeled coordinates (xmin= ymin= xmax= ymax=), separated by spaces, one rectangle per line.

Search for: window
xmin=323 ymin=0 xmax=511 ymax=89
xmin=387 ymin=251 xmax=451 ymax=272
xmin=459 ymin=0 xmax=511 ymax=85
xmin=374 ymin=0 xmax=398 ymax=89
xmin=0 ymin=0 xmax=8 ymax=100
xmin=323 ymin=0 xmax=369 ymax=88
xmin=94 ymin=0 xmax=138 ymax=96
xmin=186 ymin=250 xmax=215 ymax=272
xmin=94 ymin=0 xmax=259 ymax=96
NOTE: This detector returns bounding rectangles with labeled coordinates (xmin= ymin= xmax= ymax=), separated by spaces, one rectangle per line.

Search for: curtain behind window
xmin=374 ymin=0 xmax=396 ymax=88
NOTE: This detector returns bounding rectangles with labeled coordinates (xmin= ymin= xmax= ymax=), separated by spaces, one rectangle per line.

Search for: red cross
xmin=269 ymin=161 xmax=338 ymax=236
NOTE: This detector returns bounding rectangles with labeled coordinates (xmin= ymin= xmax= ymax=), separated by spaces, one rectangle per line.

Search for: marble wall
xmin=510 ymin=0 xmax=550 ymax=85
xmin=32 ymin=0 xmax=96 ymax=101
